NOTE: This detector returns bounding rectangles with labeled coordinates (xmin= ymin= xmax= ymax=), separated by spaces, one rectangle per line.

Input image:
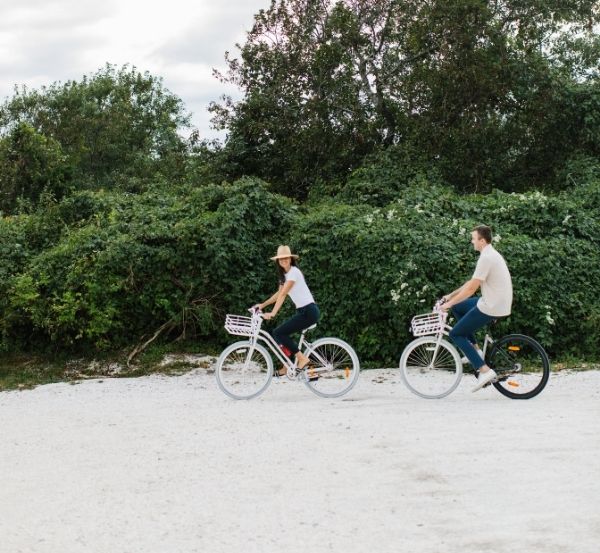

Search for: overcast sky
xmin=0 ymin=0 xmax=272 ymax=139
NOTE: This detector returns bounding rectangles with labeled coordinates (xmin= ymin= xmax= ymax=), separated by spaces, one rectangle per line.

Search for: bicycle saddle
xmin=491 ymin=315 xmax=510 ymax=325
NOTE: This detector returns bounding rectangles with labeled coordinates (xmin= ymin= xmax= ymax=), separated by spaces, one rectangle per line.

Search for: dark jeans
xmin=272 ymin=303 xmax=320 ymax=355
xmin=449 ymin=298 xmax=495 ymax=370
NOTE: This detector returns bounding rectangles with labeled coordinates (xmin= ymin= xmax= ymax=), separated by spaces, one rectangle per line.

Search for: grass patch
xmin=0 ymin=339 xmax=220 ymax=392
xmin=1 ymin=343 xmax=597 ymax=392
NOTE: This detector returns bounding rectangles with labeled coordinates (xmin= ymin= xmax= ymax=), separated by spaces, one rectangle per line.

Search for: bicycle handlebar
xmin=248 ymin=306 xmax=264 ymax=319
xmin=433 ymin=298 xmax=447 ymax=312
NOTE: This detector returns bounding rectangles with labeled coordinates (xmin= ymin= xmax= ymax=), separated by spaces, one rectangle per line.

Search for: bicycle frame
xmin=427 ymin=308 xmax=495 ymax=368
xmin=241 ymin=312 xmax=326 ymax=378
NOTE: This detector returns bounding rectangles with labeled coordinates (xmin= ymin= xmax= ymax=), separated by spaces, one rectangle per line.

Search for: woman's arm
xmin=258 ymin=288 xmax=281 ymax=310
xmin=263 ymin=281 xmax=294 ymax=320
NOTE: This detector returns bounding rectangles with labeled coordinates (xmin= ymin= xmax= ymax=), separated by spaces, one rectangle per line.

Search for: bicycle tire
xmin=399 ymin=337 xmax=462 ymax=399
xmin=488 ymin=334 xmax=550 ymax=400
xmin=216 ymin=341 xmax=273 ymax=400
xmin=303 ymin=337 xmax=360 ymax=398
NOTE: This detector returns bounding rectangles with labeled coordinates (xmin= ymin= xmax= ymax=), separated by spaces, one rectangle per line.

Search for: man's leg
xmin=451 ymin=298 xmax=479 ymax=345
xmin=449 ymin=306 xmax=494 ymax=370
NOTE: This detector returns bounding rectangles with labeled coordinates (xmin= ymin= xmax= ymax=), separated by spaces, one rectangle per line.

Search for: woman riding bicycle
xmin=254 ymin=245 xmax=320 ymax=376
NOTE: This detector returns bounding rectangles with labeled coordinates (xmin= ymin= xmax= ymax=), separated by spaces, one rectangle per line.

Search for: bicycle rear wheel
xmin=215 ymin=341 xmax=273 ymax=400
xmin=399 ymin=337 xmax=462 ymax=399
xmin=303 ymin=337 xmax=360 ymax=398
xmin=487 ymin=334 xmax=550 ymax=399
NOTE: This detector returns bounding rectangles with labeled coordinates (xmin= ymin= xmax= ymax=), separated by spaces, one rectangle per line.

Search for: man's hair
xmin=473 ymin=225 xmax=492 ymax=243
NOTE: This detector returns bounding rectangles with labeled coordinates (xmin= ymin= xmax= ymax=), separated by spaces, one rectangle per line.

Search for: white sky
xmin=0 ymin=0 xmax=272 ymax=139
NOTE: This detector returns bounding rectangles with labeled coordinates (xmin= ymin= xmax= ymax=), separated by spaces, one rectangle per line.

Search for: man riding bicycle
xmin=441 ymin=225 xmax=513 ymax=392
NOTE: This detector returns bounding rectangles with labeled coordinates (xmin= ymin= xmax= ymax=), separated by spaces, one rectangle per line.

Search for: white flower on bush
xmin=386 ymin=209 xmax=396 ymax=221
xmin=458 ymin=227 xmax=466 ymax=236
xmin=544 ymin=305 xmax=555 ymax=326
xmin=562 ymin=214 xmax=572 ymax=225
xmin=390 ymin=289 xmax=401 ymax=304
xmin=493 ymin=234 xmax=501 ymax=243
xmin=365 ymin=214 xmax=374 ymax=225
xmin=414 ymin=203 xmax=424 ymax=213
xmin=400 ymin=282 xmax=409 ymax=290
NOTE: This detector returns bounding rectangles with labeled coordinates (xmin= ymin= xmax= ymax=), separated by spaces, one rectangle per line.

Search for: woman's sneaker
xmin=304 ymin=364 xmax=319 ymax=382
xmin=471 ymin=369 xmax=497 ymax=392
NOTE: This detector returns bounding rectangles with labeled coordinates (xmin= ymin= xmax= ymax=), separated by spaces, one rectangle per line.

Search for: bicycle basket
xmin=224 ymin=314 xmax=259 ymax=336
xmin=410 ymin=312 xmax=446 ymax=336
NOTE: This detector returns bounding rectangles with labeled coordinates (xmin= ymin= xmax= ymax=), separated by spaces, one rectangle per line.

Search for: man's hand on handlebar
xmin=436 ymin=297 xmax=451 ymax=311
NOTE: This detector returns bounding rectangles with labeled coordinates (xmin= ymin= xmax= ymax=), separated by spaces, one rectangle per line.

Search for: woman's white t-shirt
xmin=284 ymin=266 xmax=315 ymax=308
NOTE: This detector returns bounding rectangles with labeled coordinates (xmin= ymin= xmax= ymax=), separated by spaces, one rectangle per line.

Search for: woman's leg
xmin=272 ymin=307 xmax=317 ymax=355
xmin=272 ymin=305 xmax=319 ymax=370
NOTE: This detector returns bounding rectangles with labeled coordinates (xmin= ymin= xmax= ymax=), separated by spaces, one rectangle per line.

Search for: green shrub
xmin=1 ymin=177 xmax=598 ymax=364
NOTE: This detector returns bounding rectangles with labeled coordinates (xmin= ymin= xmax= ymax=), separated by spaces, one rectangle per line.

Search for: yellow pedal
xmin=507 ymin=381 xmax=520 ymax=387
xmin=508 ymin=346 xmax=521 ymax=351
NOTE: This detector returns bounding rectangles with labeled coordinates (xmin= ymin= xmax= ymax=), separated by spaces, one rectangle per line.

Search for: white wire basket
xmin=224 ymin=314 xmax=260 ymax=336
xmin=410 ymin=311 xmax=446 ymax=336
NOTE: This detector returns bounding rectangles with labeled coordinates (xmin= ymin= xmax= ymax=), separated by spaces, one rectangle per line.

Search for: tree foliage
xmin=0 ymin=65 xmax=191 ymax=212
xmin=211 ymin=0 xmax=600 ymax=197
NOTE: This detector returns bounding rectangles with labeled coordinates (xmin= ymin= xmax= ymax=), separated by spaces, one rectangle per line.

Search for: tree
xmin=211 ymin=0 xmax=600 ymax=196
xmin=0 ymin=65 xmax=191 ymax=197
xmin=0 ymin=123 xmax=72 ymax=213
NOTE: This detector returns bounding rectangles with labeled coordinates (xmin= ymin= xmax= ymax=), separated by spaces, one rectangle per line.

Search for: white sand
xmin=1 ymin=368 xmax=599 ymax=553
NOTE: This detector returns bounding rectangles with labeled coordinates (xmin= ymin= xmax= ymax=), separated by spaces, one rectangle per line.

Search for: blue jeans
xmin=272 ymin=303 xmax=320 ymax=355
xmin=449 ymin=298 xmax=495 ymax=370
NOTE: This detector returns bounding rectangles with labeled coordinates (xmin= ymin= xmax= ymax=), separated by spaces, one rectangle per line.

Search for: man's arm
xmin=443 ymin=279 xmax=481 ymax=309
xmin=444 ymin=284 xmax=466 ymax=301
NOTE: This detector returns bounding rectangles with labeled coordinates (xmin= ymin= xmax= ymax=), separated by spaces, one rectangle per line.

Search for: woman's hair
xmin=276 ymin=258 xmax=298 ymax=285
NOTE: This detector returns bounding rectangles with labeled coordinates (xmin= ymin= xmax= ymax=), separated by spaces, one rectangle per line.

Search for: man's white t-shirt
xmin=284 ymin=266 xmax=315 ymax=308
xmin=472 ymin=245 xmax=513 ymax=317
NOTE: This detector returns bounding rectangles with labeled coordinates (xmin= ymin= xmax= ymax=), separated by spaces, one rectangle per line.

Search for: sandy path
xmin=1 ymin=369 xmax=599 ymax=553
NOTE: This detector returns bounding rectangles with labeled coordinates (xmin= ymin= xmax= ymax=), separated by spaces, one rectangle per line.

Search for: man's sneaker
xmin=471 ymin=369 xmax=497 ymax=392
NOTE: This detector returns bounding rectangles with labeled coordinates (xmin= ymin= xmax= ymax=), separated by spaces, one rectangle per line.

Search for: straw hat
xmin=270 ymin=245 xmax=299 ymax=260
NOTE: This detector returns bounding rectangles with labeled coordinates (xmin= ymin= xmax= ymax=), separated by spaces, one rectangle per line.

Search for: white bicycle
xmin=399 ymin=300 xmax=550 ymax=399
xmin=216 ymin=308 xmax=360 ymax=400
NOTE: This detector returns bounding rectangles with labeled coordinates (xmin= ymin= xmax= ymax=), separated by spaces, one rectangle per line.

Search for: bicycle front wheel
xmin=399 ymin=337 xmax=462 ymax=399
xmin=303 ymin=337 xmax=360 ymax=398
xmin=488 ymin=334 xmax=550 ymax=399
xmin=215 ymin=341 xmax=273 ymax=400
